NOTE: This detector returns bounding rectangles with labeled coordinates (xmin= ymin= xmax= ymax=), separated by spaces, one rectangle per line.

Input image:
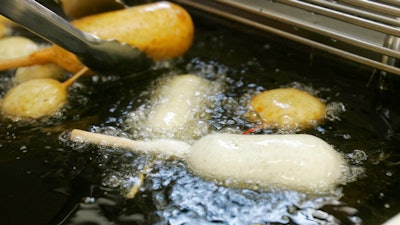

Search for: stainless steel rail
xmin=173 ymin=0 xmax=400 ymax=76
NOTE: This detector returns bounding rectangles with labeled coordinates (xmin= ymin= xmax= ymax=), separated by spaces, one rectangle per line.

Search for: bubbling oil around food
xmin=0 ymin=11 xmax=397 ymax=224
xmin=67 ymin=59 xmax=366 ymax=225
xmin=124 ymin=71 xmax=227 ymax=143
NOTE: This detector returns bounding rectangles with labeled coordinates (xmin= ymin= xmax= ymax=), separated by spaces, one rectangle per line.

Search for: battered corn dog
xmin=0 ymin=2 xmax=194 ymax=74
xmin=70 ymin=129 xmax=349 ymax=194
xmin=145 ymin=74 xmax=210 ymax=131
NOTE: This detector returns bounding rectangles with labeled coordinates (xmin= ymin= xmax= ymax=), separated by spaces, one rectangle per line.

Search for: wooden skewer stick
xmin=70 ymin=129 xmax=190 ymax=199
xmin=62 ymin=66 xmax=89 ymax=87
xmin=0 ymin=47 xmax=52 ymax=71
xmin=125 ymin=173 xmax=145 ymax=199
xmin=70 ymin=129 xmax=191 ymax=157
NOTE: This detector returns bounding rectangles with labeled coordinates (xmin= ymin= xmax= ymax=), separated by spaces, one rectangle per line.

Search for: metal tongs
xmin=0 ymin=0 xmax=152 ymax=75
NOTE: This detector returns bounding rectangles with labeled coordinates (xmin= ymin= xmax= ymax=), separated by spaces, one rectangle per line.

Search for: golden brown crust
xmin=249 ymin=88 xmax=326 ymax=130
xmin=0 ymin=2 xmax=194 ymax=74
xmin=72 ymin=1 xmax=194 ymax=60
xmin=33 ymin=2 xmax=194 ymax=74
xmin=46 ymin=46 xmax=87 ymax=74
xmin=1 ymin=79 xmax=68 ymax=119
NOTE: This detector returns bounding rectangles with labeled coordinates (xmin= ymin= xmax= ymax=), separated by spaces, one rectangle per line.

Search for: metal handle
xmin=0 ymin=0 xmax=99 ymax=55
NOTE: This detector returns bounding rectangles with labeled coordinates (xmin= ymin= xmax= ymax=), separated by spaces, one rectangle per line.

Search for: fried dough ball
xmin=13 ymin=64 xmax=65 ymax=84
xmin=249 ymin=88 xmax=326 ymax=130
xmin=0 ymin=36 xmax=39 ymax=60
xmin=1 ymin=78 xmax=67 ymax=119
xmin=0 ymin=36 xmax=65 ymax=84
xmin=1 ymin=67 xmax=87 ymax=120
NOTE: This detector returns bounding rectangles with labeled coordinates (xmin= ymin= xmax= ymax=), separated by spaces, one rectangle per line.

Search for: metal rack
xmin=173 ymin=0 xmax=400 ymax=76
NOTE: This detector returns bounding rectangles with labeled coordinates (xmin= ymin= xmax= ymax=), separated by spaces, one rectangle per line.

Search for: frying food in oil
xmin=1 ymin=67 xmax=87 ymax=120
xmin=70 ymin=74 xmax=349 ymax=194
xmin=248 ymin=88 xmax=326 ymax=130
xmin=70 ymin=129 xmax=349 ymax=194
xmin=145 ymin=74 xmax=211 ymax=131
xmin=0 ymin=36 xmax=65 ymax=83
xmin=0 ymin=1 xmax=194 ymax=74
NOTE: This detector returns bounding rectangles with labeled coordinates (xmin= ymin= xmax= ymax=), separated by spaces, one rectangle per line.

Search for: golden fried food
xmin=1 ymin=78 xmax=68 ymax=119
xmin=249 ymin=88 xmax=326 ymax=130
xmin=13 ymin=64 xmax=65 ymax=84
xmin=0 ymin=2 xmax=194 ymax=74
xmin=1 ymin=67 xmax=87 ymax=120
xmin=73 ymin=1 xmax=194 ymax=61
xmin=60 ymin=0 xmax=125 ymax=19
xmin=0 ymin=36 xmax=38 ymax=60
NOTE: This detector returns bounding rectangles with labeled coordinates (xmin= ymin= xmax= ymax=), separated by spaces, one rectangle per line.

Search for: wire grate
xmin=173 ymin=0 xmax=400 ymax=76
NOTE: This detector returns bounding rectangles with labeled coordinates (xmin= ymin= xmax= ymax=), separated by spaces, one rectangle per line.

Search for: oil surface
xmin=1 ymin=12 xmax=400 ymax=225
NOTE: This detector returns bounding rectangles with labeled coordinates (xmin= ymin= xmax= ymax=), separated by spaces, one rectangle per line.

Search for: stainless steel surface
xmin=0 ymin=0 xmax=151 ymax=74
xmin=174 ymin=0 xmax=400 ymax=76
